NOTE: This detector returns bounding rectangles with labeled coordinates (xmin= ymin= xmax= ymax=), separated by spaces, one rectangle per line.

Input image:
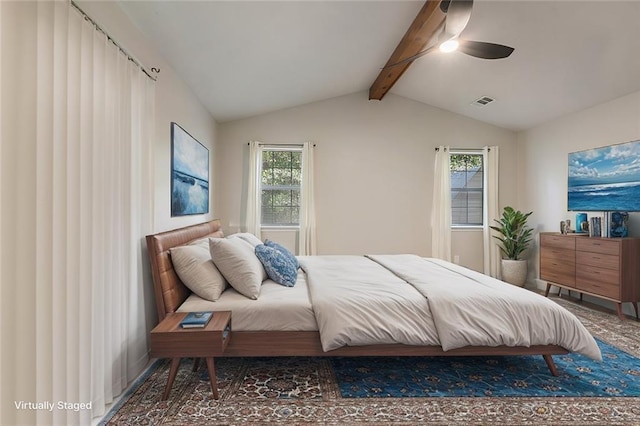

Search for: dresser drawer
xmin=540 ymin=246 xmax=575 ymax=263
xmin=541 ymin=268 xmax=576 ymax=287
xmin=576 ymin=251 xmax=619 ymax=271
xmin=540 ymin=257 xmax=575 ymax=287
xmin=576 ymin=268 xmax=620 ymax=299
xmin=577 ymin=264 xmax=619 ymax=286
xmin=541 ymin=234 xmax=576 ymax=250
xmin=576 ymin=238 xmax=620 ymax=256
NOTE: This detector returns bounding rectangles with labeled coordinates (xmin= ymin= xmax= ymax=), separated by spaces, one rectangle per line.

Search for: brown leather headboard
xmin=146 ymin=220 xmax=224 ymax=322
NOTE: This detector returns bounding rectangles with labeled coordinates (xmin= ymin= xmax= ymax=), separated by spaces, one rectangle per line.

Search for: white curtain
xmin=431 ymin=146 xmax=452 ymax=261
xmin=299 ymin=142 xmax=317 ymax=255
xmin=244 ymin=140 xmax=261 ymax=238
xmin=1 ymin=2 xmax=154 ymax=424
xmin=483 ymin=146 xmax=501 ymax=278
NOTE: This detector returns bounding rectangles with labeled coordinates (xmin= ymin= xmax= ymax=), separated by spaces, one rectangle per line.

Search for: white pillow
xmin=227 ymin=232 xmax=263 ymax=248
xmin=208 ymin=237 xmax=266 ymax=299
xmin=170 ymin=245 xmax=227 ymax=301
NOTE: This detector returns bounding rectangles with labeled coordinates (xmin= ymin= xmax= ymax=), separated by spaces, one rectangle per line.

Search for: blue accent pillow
xmin=255 ymin=244 xmax=298 ymax=287
xmin=264 ymin=239 xmax=299 ymax=269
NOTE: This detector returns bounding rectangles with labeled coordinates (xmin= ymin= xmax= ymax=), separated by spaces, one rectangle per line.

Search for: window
xmin=450 ymin=152 xmax=484 ymax=226
xmin=260 ymin=148 xmax=302 ymax=226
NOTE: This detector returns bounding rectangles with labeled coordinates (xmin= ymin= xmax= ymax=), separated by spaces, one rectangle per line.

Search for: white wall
xmin=518 ymin=89 xmax=640 ymax=313
xmin=76 ymin=1 xmax=218 ymax=233
xmin=217 ymin=91 xmax=518 ymax=267
xmin=451 ymin=229 xmax=484 ymax=272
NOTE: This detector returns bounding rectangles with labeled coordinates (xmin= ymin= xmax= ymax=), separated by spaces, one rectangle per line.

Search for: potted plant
xmin=490 ymin=206 xmax=533 ymax=286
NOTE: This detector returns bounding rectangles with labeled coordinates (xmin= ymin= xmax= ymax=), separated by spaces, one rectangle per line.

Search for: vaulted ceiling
xmin=115 ymin=0 xmax=640 ymax=131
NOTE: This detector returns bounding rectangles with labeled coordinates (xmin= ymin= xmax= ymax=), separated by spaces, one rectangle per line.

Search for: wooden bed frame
xmin=146 ymin=220 xmax=568 ymax=375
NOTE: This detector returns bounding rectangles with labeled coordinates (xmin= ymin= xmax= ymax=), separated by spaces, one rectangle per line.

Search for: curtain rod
xmin=70 ymin=1 xmax=158 ymax=82
xmin=248 ymin=142 xmax=316 ymax=147
xmin=435 ymin=147 xmax=490 ymax=151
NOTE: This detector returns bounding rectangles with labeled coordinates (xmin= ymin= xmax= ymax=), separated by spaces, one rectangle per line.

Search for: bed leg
xmin=543 ymin=354 xmax=559 ymax=376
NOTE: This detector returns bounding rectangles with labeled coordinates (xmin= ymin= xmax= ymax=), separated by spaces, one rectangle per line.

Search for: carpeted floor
xmin=100 ymin=297 xmax=640 ymax=425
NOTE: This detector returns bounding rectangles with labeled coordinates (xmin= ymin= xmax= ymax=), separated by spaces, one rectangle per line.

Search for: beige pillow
xmin=188 ymin=238 xmax=210 ymax=249
xmin=209 ymin=237 xmax=266 ymax=299
xmin=227 ymin=232 xmax=263 ymax=247
xmin=170 ymin=245 xmax=227 ymax=301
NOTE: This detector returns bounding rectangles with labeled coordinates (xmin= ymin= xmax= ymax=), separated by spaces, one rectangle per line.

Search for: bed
xmin=146 ymin=219 xmax=601 ymax=376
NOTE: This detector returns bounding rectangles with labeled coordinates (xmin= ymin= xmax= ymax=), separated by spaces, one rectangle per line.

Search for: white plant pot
xmin=501 ymin=259 xmax=528 ymax=287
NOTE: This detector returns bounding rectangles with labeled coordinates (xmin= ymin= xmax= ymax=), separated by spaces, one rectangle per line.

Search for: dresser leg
xmin=544 ymin=283 xmax=551 ymax=297
xmin=616 ymin=303 xmax=625 ymax=321
xmin=162 ymin=358 xmax=181 ymax=400
xmin=205 ymin=357 xmax=220 ymax=400
xmin=633 ymin=302 xmax=639 ymax=320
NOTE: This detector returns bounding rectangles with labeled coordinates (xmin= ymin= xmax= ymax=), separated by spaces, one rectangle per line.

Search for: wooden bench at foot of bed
xmin=146 ymin=219 xmax=568 ymax=376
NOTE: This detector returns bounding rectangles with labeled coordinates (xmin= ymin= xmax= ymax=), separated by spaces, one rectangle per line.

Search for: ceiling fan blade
xmin=442 ymin=0 xmax=473 ymax=39
xmin=458 ymin=40 xmax=515 ymax=59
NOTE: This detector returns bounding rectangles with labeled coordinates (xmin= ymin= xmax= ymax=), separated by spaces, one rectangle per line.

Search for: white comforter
xmin=298 ymin=255 xmax=601 ymax=360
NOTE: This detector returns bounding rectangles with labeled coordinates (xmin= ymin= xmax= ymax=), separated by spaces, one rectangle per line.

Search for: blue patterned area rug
xmin=332 ymin=339 xmax=640 ymax=398
xmin=102 ymin=298 xmax=640 ymax=425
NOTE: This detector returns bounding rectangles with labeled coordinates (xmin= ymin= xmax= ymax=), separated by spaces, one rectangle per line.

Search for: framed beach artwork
xmin=568 ymin=139 xmax=640 ymax=212
xmin=171 ymin=122 xmax=209 ymax=216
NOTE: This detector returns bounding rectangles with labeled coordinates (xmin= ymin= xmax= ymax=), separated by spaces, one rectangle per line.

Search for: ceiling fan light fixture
xmin=439 ymin=39 xmax=459 ymax=53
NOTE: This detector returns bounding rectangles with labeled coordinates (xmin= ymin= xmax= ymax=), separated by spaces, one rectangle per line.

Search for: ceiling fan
xmin=387 ymin=0 xmax=515 ymax=68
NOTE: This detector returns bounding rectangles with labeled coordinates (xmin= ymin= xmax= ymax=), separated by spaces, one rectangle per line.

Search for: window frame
xmin=257 ymin=145 xmax=303 ymax=229
xmin=449 ymin=149 xmax=486 ymax=229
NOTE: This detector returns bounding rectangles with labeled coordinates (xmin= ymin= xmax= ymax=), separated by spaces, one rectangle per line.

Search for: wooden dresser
xmin=540 ymin=232 xmax=640 ymax=320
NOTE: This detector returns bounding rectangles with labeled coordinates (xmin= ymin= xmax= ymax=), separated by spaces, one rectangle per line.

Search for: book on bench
xmin=180 ymin=312 xmax=213 ymax=328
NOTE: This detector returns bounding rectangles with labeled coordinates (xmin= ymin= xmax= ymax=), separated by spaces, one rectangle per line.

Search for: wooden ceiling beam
xmin=369 ymin=0 xmax=447 ymax=101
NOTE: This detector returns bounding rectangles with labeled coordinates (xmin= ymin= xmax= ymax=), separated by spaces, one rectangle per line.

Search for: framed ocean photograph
xmin=568 ymin=139 xmax=640 ymax=212
xmin=171 ymin=122 xmax=209 ymax=216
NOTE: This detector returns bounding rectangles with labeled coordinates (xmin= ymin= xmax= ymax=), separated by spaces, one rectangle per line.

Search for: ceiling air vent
xmin=472 ymin=96 xmax=495 ymax=107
